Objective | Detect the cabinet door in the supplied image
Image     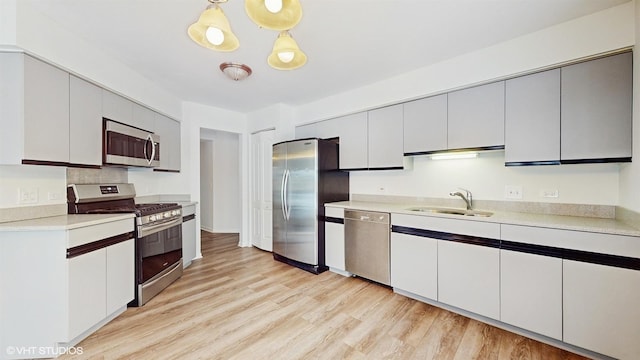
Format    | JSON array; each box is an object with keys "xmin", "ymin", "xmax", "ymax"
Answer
[
  {"xmin": 438, "ymin": 241, "xmax": 500, "ymax": 319},
  {"xmin": 102, "ymin": 90, "xmax": 133, "ymax": 124},
  {"xmin": 447, "ymin": 81, "xmax": 505, "ymax": 150},
  {"xmin": 325, "ymin": 222, "xmax": 345, "ymax": 271},
  {"xmin": 182, "ymin": 218, "xmax": 197, "ymax": 267},
  {"xmin": 106, "ymin": 239, "xmax": 135, "ymax": 315},
  {"xmin": 403, "ymin": 94, "xmax": 447, "ymax": 154},
  {"xmin": 505, "ymin": 69, "xmax": 560, "ymax": 165},
  {"xmin": 132, "ymin": 103, "xmax": 155, "ymax": 131},
  {"xmin": 390, "ymin": 232, "xmax": 437, "ymax": 300},
  {"xmin": 337, "ymin": 112, "xmax": 368, "ymax": 170},
  {"xmin": 563, "ymin": 260, "xmax": 640, "ymax": 360},
  {"xmin": 69, "ymin": 76, "xmax": 102, "ymax": 166},
  {"xmin": 500, "ymin": 250, "xmax": 562, "ymax": 340},
  {"xmin": 68, "ymin": 249, "xmax": 107, "ymax": 341},
  {"xmin": 155, "ymin": 113, "xmax": 181, "ymax": 171},
  {"xmin": 561, "ymin": 52, "xmax": 632, "ymax": 162},
  {"xmin": 368, "ymin": 104, "xmax": 404, "ymax": 169},
  {"xmin": 23, "ymin": 55, "xmax": 70, "ymax": 163}
]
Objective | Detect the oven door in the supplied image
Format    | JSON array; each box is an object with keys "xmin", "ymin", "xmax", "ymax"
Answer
[{"xmin": 137, "ymin": 217, "xmax": 182, "ymax": 284}]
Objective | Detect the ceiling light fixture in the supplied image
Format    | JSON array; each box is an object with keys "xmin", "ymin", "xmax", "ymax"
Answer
[
  {"xmin": 268, "ymin": 31, "xmax": 307, "ymax": 70},
  {"xmin": 245, "ymin": 0, "xmax": 302, "ymax": 30},
  {"xmin": 187, "ymin": 0, "xmax": 239, "ymax": 52},
  {"xmin": 430, "ymin": 152, "xmax": 479, "ymax": 160},
  {"xmin": 220, "ymin": 62, "xmax": 252, "ymax": 81}
]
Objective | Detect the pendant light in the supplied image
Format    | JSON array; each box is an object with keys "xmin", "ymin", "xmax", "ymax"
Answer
[
  {"xmin": 268, "ymin": 31, "xmax": 307, "ymax": 70},
  {"xmin": 188, "ymin": 0, "xmax": 239, "ymax": 52},
  {"xmin": 245, "ymin": 0, "xmax": 302, "ymax": 30}
]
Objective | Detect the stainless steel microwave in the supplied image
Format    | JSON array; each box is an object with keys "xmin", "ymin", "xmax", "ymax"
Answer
[{"xmin": 103, "ymin": 118, "xmax": 160, "ymax": 167}]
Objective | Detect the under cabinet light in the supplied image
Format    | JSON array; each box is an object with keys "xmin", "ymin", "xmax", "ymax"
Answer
[{"xmin": 430, "ymin": 152, "xmax": 478, "ymax": 160}]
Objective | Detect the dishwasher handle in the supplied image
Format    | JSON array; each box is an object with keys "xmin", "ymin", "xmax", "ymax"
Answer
[{"xmin": 344, "ymin": 210, "xmax": 390, "ymax": 224}]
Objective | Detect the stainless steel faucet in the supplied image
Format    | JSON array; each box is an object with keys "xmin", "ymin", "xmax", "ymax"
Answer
[{"xmin": 450, "ymin": 188, "xmax": 473, "ymax": 210}]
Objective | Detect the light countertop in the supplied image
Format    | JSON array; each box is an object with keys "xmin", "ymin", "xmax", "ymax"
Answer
[
  {"xmin": 326, "ymin": 201, "xmax": 640, "ymax": 237},
  {"xmin": 0, "ymin": 213, "xmax": 135, "ymax": 232}
]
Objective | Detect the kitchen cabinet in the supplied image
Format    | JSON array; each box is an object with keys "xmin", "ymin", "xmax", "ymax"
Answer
[
  {"xmin": 335, "ymin": 112, "xmax": 368, "ymax": 170},
  {"xmin": 561, "ymin": 52, "xmax": 632, "ymax": 163},
  {"xmin": 132, "ymin": 103, "xmax": 155, "ymax": 131},
  {"xmin": 182, "ymin": 203, "xmax": 197, "ymax": 267},
  {"xmin": 447, "ymin": 81, "xmax": 505, "ymax": 150},
  {"xmin": 69, "ymin": 75, "xmax": 103, "ymax": 166},
  {"xmin": 0, "ymin": 216, "xmax": 135, "ymax": 357},
  {"xmin": 324, "ymin": 206, "xmax": 346, "ymax": 273},
  {"xmin": 154, "ymin": 113, "xmax": 181, "ymax": 172},
  {"xmin": 500, "ymin": 250, "xmax": 562, "ymax": 340},
  {"xmin": 390, "ymin": 232, "xmax": 438, "ymax": 301},
  {"xmin": 102, "ymin": 89, "xmax": 133, "ymax": 125},
  {"xmin": 439, "ymin": 240, "xmax": 500, "ymax": 320},
  {"xmin": 563, "ymin": 260, "xmax": 640, "ymax": 360},
  {"xmin": 403, "ymin": 94, "xmax": 448, "ymax": 155},
  {"xmin": 0, "ymin": 53, "xmax": 70, "ymax": 165},
  {"xmin": 367, "ymin": 104, "xmax": 404, "ymax": 169},
  {"xmin": 504, "ymin": 69, "xmax": 560, "ymax": 165}
]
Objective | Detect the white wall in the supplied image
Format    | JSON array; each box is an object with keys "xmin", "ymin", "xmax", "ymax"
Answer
[
  {"xmin": 200, "ymin": 140, "xmax": 214, "ymax": 232},
  {"xmin": 618, "ymin": 0, "xmax": 640, "ymax": 212},
  {"xmin": 0, "ymin": 165, "xmax": 66, "ymax": 209},
  {"xmin": 291, "ymin": 2, "xmax": 634, "ymax": 206}
]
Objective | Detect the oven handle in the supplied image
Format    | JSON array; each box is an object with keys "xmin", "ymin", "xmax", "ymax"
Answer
[{"xmin": 138, "ymin": 217, "xmax": 182, "ymax": 238}]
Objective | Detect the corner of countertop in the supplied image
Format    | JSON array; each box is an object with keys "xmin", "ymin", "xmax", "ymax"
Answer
[{"xmin": 616, "ymin": 206, "xmax": 640, "ymax": 231}]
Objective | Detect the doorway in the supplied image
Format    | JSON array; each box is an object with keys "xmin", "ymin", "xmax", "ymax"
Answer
[{"xmin": 250, "ymin": 129, "xmax": 275, "ymax": 251}]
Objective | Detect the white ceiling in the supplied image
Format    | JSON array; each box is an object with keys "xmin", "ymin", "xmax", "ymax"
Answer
[{"xmin": 27, "ymin": 0, "xmax": 629, "ymax": 113}]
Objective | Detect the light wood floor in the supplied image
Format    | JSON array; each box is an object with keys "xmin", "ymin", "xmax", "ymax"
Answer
[{"xmin": 63, "ymin": 232, "xmax": 587, "ymax": 360}]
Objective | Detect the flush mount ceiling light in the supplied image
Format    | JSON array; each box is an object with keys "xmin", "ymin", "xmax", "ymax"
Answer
[
  {"xmin": 245, "ymin": 0, "xmax": 302, "ymax": 30},
  {"xmin": 187, "ymin": 0, "xmax": 239, "ymax": 52},
  {"xmin": 268, "ymin": 31, "xmax": 307, "ymax": 70},
  {"xmin": 220, "ymin": 62, "xmax": 252, "ymax": 81}
]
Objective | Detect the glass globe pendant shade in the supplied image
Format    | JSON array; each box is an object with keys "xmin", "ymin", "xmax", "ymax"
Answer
[
  {"xmin": 220, "ymin": 62, "xmax": 252, "ymax": 81},
  {"xmin": 245, "ymin": 0, "xmax": 302, "ymax": 30},
  {"xmin": 268, "ymin": 31, "xmax": 307, "ymax": 70},
  {"xmin": 187, "ymin": 5, "xmax": 239, "ymax": 52}
]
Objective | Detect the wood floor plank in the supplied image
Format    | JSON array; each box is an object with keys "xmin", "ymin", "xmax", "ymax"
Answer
[{"xmin": 60, "ymin": 231, "xmax": 588, "ymax": 360}]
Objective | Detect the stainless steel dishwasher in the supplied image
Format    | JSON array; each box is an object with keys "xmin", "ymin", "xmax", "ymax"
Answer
[{"xmin": 344, "ymin": 209, "xmax": 391, "ymax": 285}]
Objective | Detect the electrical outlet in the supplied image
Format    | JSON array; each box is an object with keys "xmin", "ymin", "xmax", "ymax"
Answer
[
  {"xmin": 18, "ymin": 188, "xmax": 38, "ymax": 204},
  {"xmin": 540, "ymin": 189, "xmax": 559, "ymax": 198},
  {"xmin": 504, "ymin": 185, "xmax": 523, "ymax": 199},
  {"xmin": 48, "ymin": 192, "xmax": 62, "ymax": 201},
  {"xmin": 377, "ymin": 187, "xmax": 386, "ymax": 194}
]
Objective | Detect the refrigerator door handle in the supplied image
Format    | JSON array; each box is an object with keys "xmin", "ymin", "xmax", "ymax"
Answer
[
  {"xmin": 280, "ymin": 169, "xmax": 287, "ymax": 220},
  {"xmin": 283, "ymin": 169, "xmax": 291, "ymax": 220}
]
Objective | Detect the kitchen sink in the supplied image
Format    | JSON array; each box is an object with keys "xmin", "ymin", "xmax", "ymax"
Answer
[{"xmin": 405, "ymin": 206, "xmax": 493, "ymax": 217}]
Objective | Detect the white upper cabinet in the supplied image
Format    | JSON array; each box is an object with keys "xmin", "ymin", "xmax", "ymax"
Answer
[
  {"xmin": 334, "ymin": 112, "xmax": 368, "ymax": 170},
  {"xmin": 561, "ymin": 52, "xmax": 632, "ymax": 163},
  {"xmin": 69, "ymin": 75, "xmax": 103, "ymax": 166},
  {"xmin": 132, "ymin": 103, "xmax": 156, "ymax": 132},
  {"xmin": 0, "ymin": 53, "xmax": 70, "ymax": 165},
  {"xmin": 368, "ymin": 104, "xmax": 404, "ymax": 169},
  {"xmin": 504, "ymin": 69, "xmax": 560, "ymax": 165},
  {"xmin": 154, "ymin": 113, "xmax": 181, "ymax": 172},
  {"xmin": 448, "ymin": 81, "xmax": 505, "ymax": 150},
  {"xmin": 102, "ymin": 89, "xmax": 133, "ymax": 125},
  {"xmin": 403, "ymin": 94, "xmax": 447, "ymax": 155}
]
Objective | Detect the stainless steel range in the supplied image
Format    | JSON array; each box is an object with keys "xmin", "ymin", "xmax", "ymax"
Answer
[{"xmin": 67, "ymin": 183, "xmax": 183, "ymax": 306}]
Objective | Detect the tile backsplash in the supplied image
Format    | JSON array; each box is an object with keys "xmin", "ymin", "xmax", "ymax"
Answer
[{"xmin": 67, "ymin": 167, "xmax": 127, "ymax": 185}]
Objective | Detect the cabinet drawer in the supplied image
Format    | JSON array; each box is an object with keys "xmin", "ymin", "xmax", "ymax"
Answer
[
  {"xmin": 68, "ymin": 218, "xmax": 134, "ymax": 248},
  {"xmin": 392, "ymin": 213, "xmax": 500, "ymax": 239},
  {"xmin": 501, "ymin": 224, "xmax": 640, "ymax": 258},
  {"xmin": 325, "ymin": 206, "xmax": 344, "ymax": 219}
]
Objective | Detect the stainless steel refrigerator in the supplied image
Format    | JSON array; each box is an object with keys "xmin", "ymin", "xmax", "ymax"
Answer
[{"xmin": 272, "ymin": 138, "xmax": 349, "ymax": 274}]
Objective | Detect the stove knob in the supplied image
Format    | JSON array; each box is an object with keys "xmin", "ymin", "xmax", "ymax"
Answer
[
  {"xmin": 149, "ymin": 215, "xmax": 156, "ymax": 222},
  {"xmin": 164, "ymin": 212, "xmax": 171, "ymax": 218},
  {"xmin": 172, "ymin": 210, "xmax": 179, "ymax": 216}
]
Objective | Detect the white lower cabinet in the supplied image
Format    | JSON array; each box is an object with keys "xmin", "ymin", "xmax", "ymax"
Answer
[
  {"xmin": 563, "ymin": 260, "xmax": 640, "ymax": 360},
  {"xmin": 68, "ymin": 249, "xmax": 107, "ymax": 341},
  {"xmin": 438, "ymin": 241, "xmax": 500, "ymax": 320},
  {"xmin": 324, "ymin": 207, "xmax": 346, "ymax": 272},
  {"xmin": 106, "ymin": 239, "xmax": 135, "ymax": 315},
  {"xmin": 500, "ymin": 250, "xmax": 562, "ymax": 340},
  {"xmin": 390, "ymin": 232, "xmax": 437, "ymax": 300}
]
